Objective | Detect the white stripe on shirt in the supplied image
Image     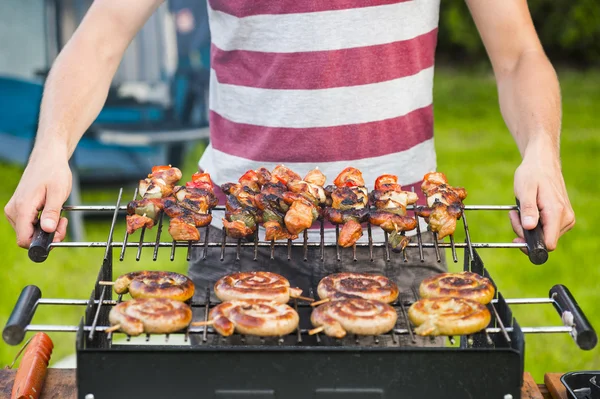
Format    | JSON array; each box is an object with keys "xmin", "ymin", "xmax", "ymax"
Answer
[
  {"xmin": 209, "ymin": 66, "xmax": 434, "ymax": 129},
  {"xmin": 209, "ymin": 0, "xmax": 440, "ymax": 53}
]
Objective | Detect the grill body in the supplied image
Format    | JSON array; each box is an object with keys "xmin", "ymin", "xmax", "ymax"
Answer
[{"xmin": 74, "ymin": 246, "xmax": 527, "ymax": 399}]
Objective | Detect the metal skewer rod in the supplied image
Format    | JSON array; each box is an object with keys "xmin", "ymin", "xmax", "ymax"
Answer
[
  {"xmin": 21, "ymin": 325, "xmax": 574, "ymax": 335},
  {"xmin": 47, "ymin": 241, "xmax": 531, "ymax": 249},
  {"xmin": 59, "ymin": 204, "xmax": 521, "ymax": 212}
]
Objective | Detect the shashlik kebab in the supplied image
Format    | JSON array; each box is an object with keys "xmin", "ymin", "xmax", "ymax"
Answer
[
  {"xmin": 164, "ymin": 172, "xmax": 218, "ymax": 241},
  {"xmin": 323, "ymin": 167, "xmax": 369, "ymax": 247},
  {"xmin": 368, "ymin": 174, "xmax": 418, "ymax": 250},
  {"xmin": 126, "ymin": 165, "xmax": 182, "ymax": 234},
  {"xmin": 222, "ymin": 165, "xmax": 323, "ymax": 241},
  {"xmin": 415, "ymin": 172, "xmax": 467, "ymax": 239}
]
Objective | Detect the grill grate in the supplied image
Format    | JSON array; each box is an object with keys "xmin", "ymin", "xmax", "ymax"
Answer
[{"xmin": 28, "ymin": 187, "xmax": 544, "ymax": 265}]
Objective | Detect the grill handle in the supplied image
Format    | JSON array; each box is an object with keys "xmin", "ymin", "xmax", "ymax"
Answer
[
  {"xmin": 28, "ymin": 221, "xmax": 53, "ymax": 263},
  {"xmin": 3, "ymin": 285, "xmax": 42, "ymax": 346},
  {"xmin": 550, "ymin": 284, "xmax": 597, "ymax": 350},
  {"xmin": 515, "ymin": 198, "xmax": 548, "ymax": 265}
]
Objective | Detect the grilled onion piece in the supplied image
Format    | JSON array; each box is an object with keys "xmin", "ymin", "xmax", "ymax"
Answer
[{"xmin": 408, "ymin": 297, "xmax": 491, "ymax": 336}]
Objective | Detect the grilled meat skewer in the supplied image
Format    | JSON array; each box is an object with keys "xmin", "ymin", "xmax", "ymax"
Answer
[{"xmin": 415, "ymin": 172, "xmax": 467, "ymax": 239}]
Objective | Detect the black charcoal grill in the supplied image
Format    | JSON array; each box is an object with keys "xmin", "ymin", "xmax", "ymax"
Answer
[{"xmin": 3, "ymin": 188, "xmax": 597, "ymax": 399}]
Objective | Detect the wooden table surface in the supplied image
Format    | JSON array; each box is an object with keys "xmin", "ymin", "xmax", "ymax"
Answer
[{"xmin": 0, "ymin": 369, "xmax": 569, "ymax": 399}]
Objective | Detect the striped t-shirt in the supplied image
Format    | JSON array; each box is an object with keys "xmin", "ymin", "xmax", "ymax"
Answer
[{"xmin": 199, "ymin": 0, "xmax": 440, "ymax": 239}]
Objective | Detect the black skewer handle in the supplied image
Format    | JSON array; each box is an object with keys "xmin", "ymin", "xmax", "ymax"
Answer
[
  {"xmin": 2, "ymin": 285, "xmax": 42, "ymax": 346},
  {"xmin": 28, "ymin": 221, "xmax": 54, "ymax": 263},
  {"xmin": 515, "ymin": 198, "xmax": 548, "ymax": 265},
  {"xmin": 550, "ymin": 284, "xmax": 597, "ymax": 350}
]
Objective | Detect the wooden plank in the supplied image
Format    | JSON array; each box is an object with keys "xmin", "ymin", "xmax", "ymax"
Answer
[
  {"xmin": 522, "ymin": 372, "xmax": 545, "ymax": 399},
  {"xmin": 544, "ymin": 373, "xmax": 569, "ymax": 399},
  {"xmin": 0, "ymin": 368, "xmax": 77, "ymax": 399}
]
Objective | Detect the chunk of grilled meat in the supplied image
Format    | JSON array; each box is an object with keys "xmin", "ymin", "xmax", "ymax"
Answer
[
  {"xmin": 222, "ymin": 218, "xmax": 255, "ymax": 239},
  {"xmin": 254, "ymin": 182, "xmax": 297, "ymax": 241},
  {"xmin": 138, "ymin": 165, "xmax": 182, "ymax": 198},
  {"xmin": 222, "ymin": 194, "xmax": 258, "ymax": 239},
  {"xmin": 417, "ymin": 172, "xmax": 467, "ymax": 239},
  {"xmin": 284, "ymin": 199, "xmax": 318, "ymax": 236},
  {"xmin": 368, "ymin": 174, "xmax": 419, "ymax": 249},
  {"xmin": 331, "ymin": 186, "xmax": 368, "ymax": 210},
  {"xmin": 163, "ymin": 198, "xmax": 212, "ymax": 227},
  {"xmin": 126, "ymin": 198, "xmax": 166, "ymax": 234},
  {"xmin": 264, "ymin": 220, "xmax": 298, "ymax": 241},
  {"xmin": 323, "ymin": 208, "xmax": 369, "ymax": 225},
  {"xmin": 304, "ymin": 167, "xmax": 326, "ymax": 186},
  {"xmin": 127, "ymin": 198, "xmax": 165, "ymax": 222},
  {"xmin": 126, "ymin": 214, "xmax": 155, "ymax": 234},
  {"xmin": 368, "ymin": 211, "xmax": 417, "ymax": 250},
  {"xmin": 168, "ymin": 217, "xmax": 200, "ymax": 241},
  {"xmin": 338, "ymin": 219, "xmax": 364, "ymax": 248},
  {"xmin": 333, "ymin": 167, "xmax": 364, "ymax": 188},
  {"xmin": 271, "ymin": 164, "xmax": 301, "ymax": 185},
  {"xmin": 325, "ymin": 167, "xmax": 370, "ymax": 247},
  {"xmin": 416, "ymin": 202, "xmax": 463, "ymax": 240}
]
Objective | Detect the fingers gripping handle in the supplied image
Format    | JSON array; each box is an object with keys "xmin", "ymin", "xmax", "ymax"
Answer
[
  {"xmin": 515, "ymin": 198, "xmax": 548, "ymax": 265},
  {"xmin": 28, "ymin": 221, "xmax": 54, "ymax": 263},
  {"xmin": 550, "ymin": 284, "xmax": 597, "ymax": 350},
  {"xmin": 3, "ymin": 285, "xmax": 42, "ymax": 346}
]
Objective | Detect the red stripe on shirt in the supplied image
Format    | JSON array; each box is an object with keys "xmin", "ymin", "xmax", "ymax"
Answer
[
  {"xmin": 209, "ymin": 105, "xmax": 433, "ymax": 163},
  {"xmin": 209, "ymin": 0, "xmax": 410, "ymax": 18},
  {"xmin": 211, "ymin": 29, "xmax": 437, "ymax": 90}
]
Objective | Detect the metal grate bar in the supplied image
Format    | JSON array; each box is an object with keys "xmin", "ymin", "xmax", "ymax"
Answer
[
  {"xmin": 170, "ymin": 240, "xmax": 176, "ymax": 261},
  {"xmin": 270, "ymin": 239, "xmax": 275, "ymax": 260},
  {"xmin": 432, "ymin": 232, "xmax": 441, "ymax": 262},
  {"xmin": 104, "ymin": 188, "xmax": 123, "ymax": 261},
  {"xmin": 462, "ymin": 210, "xmax": 475, "ymax": 261},
  {"xmin": 449, "ymin": 235, "xmax": 458, "ymax": 262},
  {"xmin": 287, "ymin": 238, "xmax": 292, "ymax": 261},
  {"xmin": 319, "ymin": 219, "xmax": 325, "ymax": 261},
  {"xmin": 136, "ymin": 227, "xmax": 146, "ymax": 261},
  {"xmin": 60, "ymin": 204, "xmax": 521, "ymax": 212},
  {"xmin": 119, "ymin": 188, "xmax": 138, "ymax": 261},
  {"xmin": 186, "ymin": 241, "xmax": 193, "ymax": 261},
  {"xmin": 203, "ymin": 225, "xmax": 210, "ymax": 260},
  {"xmin": 253, "ymin": 232, "xmax": 259, "ymax": 261},
  {"xmin": 202, "ymin": 288, "xmax": 210, "ymax": 342},
  {"xmin": 236, "ymin": 239, "xmax": 241, "ymax": 261},
  {"xmin": 401, "ymin": 232, "xmax": 408, "ymax": 263},
  {"xmin": 220, "ymin": 229, "xmax": 226, "ymax": 261},
  {"xmin": 303, "ymin": 230, "xmax": 308, "ymax": 261},
  {"xmin": 383, "ymin": 232, "xmax": 391, "ymax": 262},
  {"xmin": 153, "ymin": 213, "xmax": 165, "ymax": 261},
  {"xmin": 22, "ymin": 324, "xmax": 574, "ymax": 336},
  {"xmin": 49, "ymin": 241, "xmax": 530, "ymax": 249},
  {"xmin": 367, "ymin": 223, "xmax": 374, "ymax": 261},
  {"xmin": 412, "ymin": 200, "xmax": 425, "ymax": 262},
  {"xmin": 335, "ymin": 225, "xmax": 340, "ymax": 261},
  {"xmin": 88, "ymin": 285, "xmax": 107, "ymax": 341},
  {"xmin": 490, "ymin": 302, "xmax": 511, "ymax": 343}
]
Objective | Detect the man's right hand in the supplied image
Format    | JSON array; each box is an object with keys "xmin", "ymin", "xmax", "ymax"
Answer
[{"xmin": 5, "ymin": 150, "xmax": 72, "ymax": 248}]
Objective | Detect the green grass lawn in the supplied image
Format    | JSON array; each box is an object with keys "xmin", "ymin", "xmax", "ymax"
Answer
[{"xmin": 1, "ymin": 66, "xmax": 598, "ymax": 382}]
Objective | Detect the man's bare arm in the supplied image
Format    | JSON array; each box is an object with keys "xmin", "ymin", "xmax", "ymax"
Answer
[
  {"xmin": 466, "ymin": 0, "xmax": 575, "ymax": 251},
  {"xmin": 36, "ymin": 0, "xmax": 164, "ymax": 156},
  {"xmin": 5, "ymin": 0, "xmax": 164, "ymax": 247}
]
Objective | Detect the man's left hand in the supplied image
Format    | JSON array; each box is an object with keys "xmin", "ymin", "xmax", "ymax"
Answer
[{"xmin": 509, "ymin": 144, "xmax": 575, "ymax": 253}]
